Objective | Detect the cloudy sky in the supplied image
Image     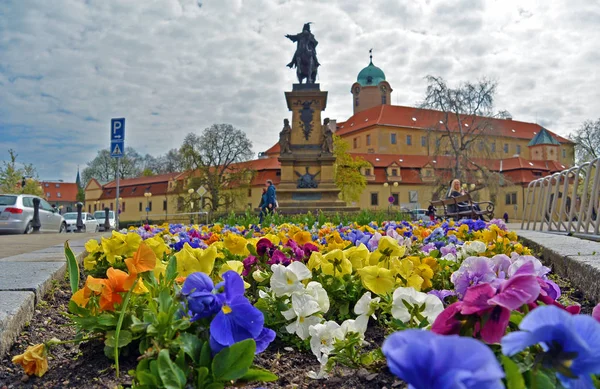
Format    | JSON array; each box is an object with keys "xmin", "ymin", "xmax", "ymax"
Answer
[{"xmin": 1, "ymin": 0, "xmax": 599, "ymax": 181}]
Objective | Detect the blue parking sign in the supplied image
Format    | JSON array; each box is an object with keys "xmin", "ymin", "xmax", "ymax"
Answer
[{"xmin": 110, "ymin": 118, "xmax": 125, "ymax": 158}]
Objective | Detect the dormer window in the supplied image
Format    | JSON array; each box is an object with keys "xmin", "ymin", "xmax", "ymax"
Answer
[
  {"xmin": 366, "ymin": 76, "xmax": 373, "ymax": 84},
  {"xmin": 391, "ymin": 169, "xmax": 398, "ymax": 177}
]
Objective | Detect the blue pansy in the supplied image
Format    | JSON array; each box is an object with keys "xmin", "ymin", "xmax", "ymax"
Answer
[
  {"xmin": 382, "ymin": 329, "xmax": 504, "ymax": 389},
  {"xmin": 502, "ymin": 305, "xmax": 600, "ymax": 389},
  {"xmin": 209, "ymin": 271, "xmax": 275, "ymax": 354},
  {"xmin": 181, "ymin": 272, "xmax": 223, "ymax": 321}
]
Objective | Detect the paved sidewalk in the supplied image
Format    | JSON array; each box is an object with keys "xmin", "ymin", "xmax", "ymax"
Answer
[
  {"xmin": 515, "ymin": 228, "xmax": 600, "ymax": 302},
  {"xmin": 0, "ymin": 232, "xmax": 105, "ymax": 259},
  {"xmin": 0, "ymin": 233, "xmax": 108, "ymax": 356}
]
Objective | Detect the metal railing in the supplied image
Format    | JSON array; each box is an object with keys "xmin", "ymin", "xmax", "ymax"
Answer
[
  {"xmin": 139, "ymin": 211, "xmax": 210, "ymax": 226},
  {"xmin": 521, "ymin": 157, "xmax": 600, "ymax": 240}
]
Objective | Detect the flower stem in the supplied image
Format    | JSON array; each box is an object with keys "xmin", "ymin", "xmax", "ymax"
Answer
[{"xmin": 114, "ymin": 277, "xmax": 139, "ymax": 378}]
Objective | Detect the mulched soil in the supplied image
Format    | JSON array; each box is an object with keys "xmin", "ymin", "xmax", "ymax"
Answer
[{"xmin": 0, "ymin": 266, "xmax": 595, "ymax": 389}]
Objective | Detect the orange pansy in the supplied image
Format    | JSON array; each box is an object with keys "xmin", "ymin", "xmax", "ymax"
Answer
[{"xmin": 124, "ymin": 242, "xmax": 157, "ymax": 275}]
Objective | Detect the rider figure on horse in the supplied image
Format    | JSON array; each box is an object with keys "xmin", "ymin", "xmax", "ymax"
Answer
[{"xmin": 286, "ymin": 23, "xmax": 320, "ymax": 71}]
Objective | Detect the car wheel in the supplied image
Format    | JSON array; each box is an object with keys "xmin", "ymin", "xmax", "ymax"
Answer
[
  {"xmin": 24, "ymin": 222, "xmax": 33, "ymax": 234},
  {"xmin": 81, "ymin": 225, "xmax": 87, "ymax": 233},
  {"xmin": 59, "ymin": 222, "xmax": 67, "ymax": 233}
]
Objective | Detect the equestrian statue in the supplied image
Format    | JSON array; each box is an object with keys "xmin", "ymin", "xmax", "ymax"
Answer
[{"xmin": 286, "ymin": 23, "xmax": 320, "ymax": 84}]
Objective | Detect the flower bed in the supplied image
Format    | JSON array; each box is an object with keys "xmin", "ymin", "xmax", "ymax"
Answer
[{"xmin": 10, "ymin": 218, "xmax": 600, "ymax": 389}]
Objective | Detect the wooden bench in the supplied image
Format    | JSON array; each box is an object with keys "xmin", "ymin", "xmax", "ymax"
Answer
[{"xmin": 430, "ymin": 194, "xmax": 494, "ymax": 221}]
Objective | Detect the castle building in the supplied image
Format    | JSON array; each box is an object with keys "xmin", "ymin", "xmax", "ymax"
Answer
[{"xmin": 249, "ymin": 57, "xmax": 575, "ymax": 220}]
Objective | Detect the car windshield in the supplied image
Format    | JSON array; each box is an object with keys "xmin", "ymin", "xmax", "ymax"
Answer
[
  {"xmin": 94, "ymin": 211, "xmax": 114, "ymax": 219},
  {"xmin": 63, "ymin": 213, "xmax": 78, "ymax": 220},
  {"xmin": 0, "ymin": 195, "xmax": 17, "ymax": 206}
]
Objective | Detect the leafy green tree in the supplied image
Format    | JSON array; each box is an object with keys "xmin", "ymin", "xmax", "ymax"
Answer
[
  {"xmin": 0, "ymin": 149, "xmax": 43, "ymax": 195},
  {"xmin": 333, "ymin": 135, "xmax": 369, "ymax": 203}
]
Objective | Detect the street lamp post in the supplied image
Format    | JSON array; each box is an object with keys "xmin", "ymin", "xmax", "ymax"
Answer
[
  {"xmin": 188, "ymin": 188, "xmax": 195, "ymax": 225},
  {"xmin": 144, "ymin": 192, "xmax": 152, "ymax": 225}
]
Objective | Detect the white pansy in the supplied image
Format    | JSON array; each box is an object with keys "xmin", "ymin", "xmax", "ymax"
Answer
[
  {"xmin": 308, "ymin": 321, "xmax": 344, "ymax": 365},
  {"xmin": 354, "ymin": 291, "xmax": 380, "ymax": 319},
  {"xmin": 270, "ymin": 261, "xmax": 312, "ymax": 297},
  {"xmin": 304, "ymin": 281, "xmax": 330, "ymax": 313},
  {"xmin": 282, "ymin": 293, "xmax": 322, "ymax": 340},
  {"xmin": 340, "ymin": 314, "xmax": 369, "ymax": 338},
  {"xmin": 252, "ymin": 269, "xmax": 268, "ymax": 282},
  {"xmin": 391, "ymin": 286, "xmax": 444, "ymax": 325},
  {"xmin": 507, "ymin": 255, "xmax": 550, "ymax": 278},
  {"xmin": 462, "ymin": 240, "xmax": 487, "ymax": 255}
]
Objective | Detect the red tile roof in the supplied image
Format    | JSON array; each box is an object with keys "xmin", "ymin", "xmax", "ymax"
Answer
[
  {"xmin": 99, "ymin": 182, "xmax": 170, "ymax": 200},
  {"xmin": 103, "ymin": 172, "xmax": 180, "ymax": 188},
  {"xmin": 336, "ymin": 105, "xmax": 572, "ymax": 144},
  {"xmin": 41, "ymin": 182, "xmax": 79, "ymax": 202}
]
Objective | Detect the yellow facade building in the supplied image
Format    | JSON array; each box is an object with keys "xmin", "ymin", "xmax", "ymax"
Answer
[{"xmin": 84, "ymin": 59, "xmax": 576, "ymax": 223}]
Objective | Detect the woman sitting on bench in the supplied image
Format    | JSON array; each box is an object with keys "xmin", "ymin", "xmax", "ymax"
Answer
[{"xmin": 447, "ymin": 179, "xmax": 481, "ymax": 216}]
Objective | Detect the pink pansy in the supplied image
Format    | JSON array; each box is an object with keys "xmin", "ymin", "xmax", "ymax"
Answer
[
  {"xmin": 433, "ymin": 261, "xmax": 540, "ymax": 344},
  {"xmin": 593, "ymin": 303, "xmax": 600, "ymax": 323}
]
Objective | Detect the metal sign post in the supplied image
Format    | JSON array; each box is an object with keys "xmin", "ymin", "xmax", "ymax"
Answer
[{"xmin": 111, "ymin": 118, "xmax": 125, "ymax": 230}]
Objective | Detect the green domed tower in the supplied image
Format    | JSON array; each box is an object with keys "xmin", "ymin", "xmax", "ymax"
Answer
[{"xmin": 351, "ymin": 50, "xmax": 392, "ymax": 114}]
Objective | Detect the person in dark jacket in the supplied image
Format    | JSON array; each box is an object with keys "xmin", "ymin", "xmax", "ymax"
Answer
[
  {"xmin": 258, "ymin": 188, "xmax": 268, "ymax": 224},
  {"xmin": 266, "ymin": 180, "xmax": 277, "ymax": 214}
]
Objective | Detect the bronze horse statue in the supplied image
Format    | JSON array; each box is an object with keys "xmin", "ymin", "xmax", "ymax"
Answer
[{"xmin": 286, "ymin": 23, "xmax": 320, "ymax": 84}]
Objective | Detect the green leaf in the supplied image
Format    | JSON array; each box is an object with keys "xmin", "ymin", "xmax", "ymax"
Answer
[
  {"xmin": 238, "ymin": 368, "xmax": 278, "ymax": 383},
  {"xmin": 136, "ymin": 370, "xmax": 159, "ymax": 386},
  {"xmin": 502, "ymin": 356, "xmax": 525, "ymax": 389},
  {"xmin": 196, "ymin": 367, "xmax": 209, "ymax": 388},
  {"xmin": 205, "ymin": 383, "xmax": 224, "ymax": 389},
  {"xmin": 429, "ymin": 249, "xmax": 440, "ymax": 258},
  {"xmin": 64, "ymin": 241, "xmax": 80, "ymax": 294},
  {"xmin": 179, "ymin": 333, "xmax": 203, "ymax": 363},
  {"xmin": 199, "ymin": 340, "xmax": 211, "ymax": 369},
  {"xmin": 246, "ymin": 243, "xmax": 258, "ymax": 256},
  {"xmin": 212, "ymin": 339, "xmax": 256, "ymax": 381},
  {"xmin": 165, "ymin": 256, "xmax": 178, "ymax": 282},
  {"xmin": 509, "ymin": 311, "xmax": 524, "ymax": 326},
  {"xmin": 105, "ymin": 330, "xmax": 132, "ymax": 348},
  {"xmin": 532, "ymin": 371, "xmax": 557, "ymax": 389},
  {"xmin": 97, "ymin": 314, "xmax": 118, "ymax": 327},
  {"xmin": 157, "ymin": 349, "xmax": 186, "ymax": 389}
]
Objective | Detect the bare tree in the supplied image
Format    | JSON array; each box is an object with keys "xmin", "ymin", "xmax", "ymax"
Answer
[
  {"xmin": 569, "ymin": 118, "xmax": 600, "ymax": 164},
  {"xmin": 420, "ymin": 76, "xmax": 510, "ymax": 202},
  {"xmin": 180, "ymin": 124, "xmax": 255, "ymax": 211},
  {"xmin": 81, "ymin": 147, "xmax": 142, "ymax": 184}
]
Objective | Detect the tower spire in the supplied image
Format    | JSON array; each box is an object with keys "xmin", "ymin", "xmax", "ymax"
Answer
[{"xmin": 369, "ymin": 48, "xmax": 373, "ymax": 64}]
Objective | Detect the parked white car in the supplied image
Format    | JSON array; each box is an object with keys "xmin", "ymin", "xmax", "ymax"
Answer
[
  {"xmin": 409, "ymin": 208, "xmax": 431, "ymax": 222},
  {"xmin": 93, "ymin": 210, "xmax": 116, "ymax": 231},
  {"xmin": 63, "ymin": 212, "xmax": 99, "ymax": 233}
]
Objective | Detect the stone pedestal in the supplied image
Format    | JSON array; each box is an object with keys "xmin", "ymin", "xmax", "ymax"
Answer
[{"xmin": 277, "ymin": 84, "xmax": 358, "ymax": 213}]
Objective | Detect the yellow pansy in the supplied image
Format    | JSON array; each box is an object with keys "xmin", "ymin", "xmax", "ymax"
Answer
[
  {"xmin": 345, "ymin": 243, "xmax": 369, "ymax": 270},
  {"xmin": 307, "ymin": 251, "xmax": 323, "ymax": 271},
  {"xmin": 369, "ymin": 236, "xmax": 406, "ymax": 266},
  {"xmin": 292, "ymin": 230, "xmax": 312, "ymax": 246},
  {"xmin": 85, "ymin": 239, "xmax": 100, "ymax": 254},
  {"xmin": 321, "ymin": 249, "xmax": 352, "ymax": 277},
  {"xmin": 357, "ymin": 266, "xmax": 395, "ymax": 296},
  {"xmin": 391, "ymin": 258, "xmax": 424, "ymax": 291},
  {"xmin": 153, "ymin": 260, "xmax": 167, "ymax": 280},
  {"xmin": 223, "ymin": 233, "xmax": 249, "ymax": 256},
  {"xmin": 174, "ymin": 243, "xmax": 217, "ymax": 277},
  {"xmin": 144, "ymin": 235, "xmax": 171, "ymax": 259},
  {"xmin": 263, "ymin": 233, "xmax": 281, "ymax": 245},
  {"xmin": 219, "ymin": 260, "xmax": 244, "ymax": 276}
]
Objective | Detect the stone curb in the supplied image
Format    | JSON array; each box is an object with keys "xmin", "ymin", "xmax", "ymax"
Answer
[
  {"xmin": 516, "ymin": 230, "xmax": 600, "ymax": 302},
  {"xmin": 0, "ymin": 242, "xmax": 88, "ymax": 358}
]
